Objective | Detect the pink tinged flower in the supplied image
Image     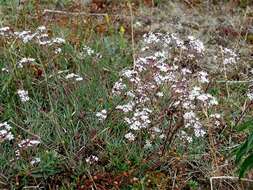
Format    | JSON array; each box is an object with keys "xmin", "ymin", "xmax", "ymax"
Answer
[
  {"xmin": 197, "ymin": 94, "xmax": 209, "ymax": 102},
  {"xmin": 112, "ymin": 78, "xmax": 127, "ymax": 95},
  {"xmin": 198, "ymin": 71, "xmax": 209, "ymax": 83},
  {"xmin": 188, "ymin": 36, "xmax": 205, "ymax": 54}
]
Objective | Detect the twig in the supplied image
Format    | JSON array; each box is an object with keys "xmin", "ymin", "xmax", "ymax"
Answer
[
  {"xmin": 10, "ymin": 121, "xmax": 41, "ymax": 139},
  {"xmin": 216, "ymin": 80, "xmax": 253, "ymax": 84},
  {"xmin": 43, "ymin": 9, "xmax": 108, "ymax": 17},
  {"xmin": 127, "ymin": 2, "xmax": 136, "ymax": 69},
  {"xmin": 172, "ymin": 169, "xmax": 177, "ymax": 190},
  {"xmin": 234, "ymin": 101, "xmax": 253, "ymax": 128},
  {"xmin": 210, "ymin": 176, "xmax": 253, "ymax": 190},
  {"xmin": 203, "ymin": 107, "xmax": 219, "ymax": 175},
  {"xmin": 220, "ymin": 46, "xmax": 230, "ymax": 98}
]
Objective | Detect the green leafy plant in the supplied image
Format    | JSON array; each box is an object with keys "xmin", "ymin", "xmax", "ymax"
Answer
[{"xmin": 234, "ymin": 118, "xmax": 253, "ymax": 177}]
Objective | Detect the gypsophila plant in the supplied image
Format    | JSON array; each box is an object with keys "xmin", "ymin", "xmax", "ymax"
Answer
[{"xmin": 109, "ymin": 32, "xmax": 224, "ymax": 149}]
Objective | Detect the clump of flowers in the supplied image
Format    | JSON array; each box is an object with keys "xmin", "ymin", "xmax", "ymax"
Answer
[
  {"xmin": 0, "ymin": 25, "xmax": 65, "ymax": 58},
  {"xmin": 110, "ymin": 32, "xmax": 226, "ymax": 145}
]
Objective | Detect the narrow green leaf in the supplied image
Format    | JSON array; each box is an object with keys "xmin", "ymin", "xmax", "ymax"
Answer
[
  {"xmin": 239, "ymin": 153, "xmax": 253, "ymax": 178},
  {"xmin": 237, "ymin": 119, "xmax": 253, "ymax": 132},
  {"xmin": 235, "ymin": 141, "xmax": 249, "ymax": 164}
]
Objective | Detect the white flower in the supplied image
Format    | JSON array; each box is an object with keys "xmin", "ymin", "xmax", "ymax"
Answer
[
  {"xmin": 0, "ymin": 26, "xmax": 10, "ymax": 32},
  {"xmin": 112, "ymin": 78, "xmax": 126, "ymax": 95},
  {"xmin": 52, "ymin": 37, "xmax": 65, "ymax": 44},
  {"xmin": 65, "ymin": 73, "xmax": 83, "ymax": 81},
  {"xmin": 188, "ymin": 36, "xmax": 205, "ymax": 54},
  {"xmin": 126, "ymin": 91, "xmax": 135, "ymax": 98},
  {"xmin": 18, "ymin": 139, "xmax": 40, "ymax": 148},
  {"xmin": 125, "ymin": 132, "xmax": 135, "ymax": 141},
  {"xmin": 75, "ymin": 77, "xmax": 83, "ymax": 81},
  {"xmin": 17, "ymin": 57, "xmax": 35, "ymax": 68},
  {"xmin": 183, "ymin": 111, "xmax": 196, "ymax": 120},
  {"xmin": 96, "ymin": 109, "xmax": 107, "ymax": 121},
  {"xmin": 156, "ymin": 92, "xmax": 164, "ymax": 97},
  {"xmin": 55, "ymin": 48, "xmax": 62, "ymax": 54},
  {"xmin": 1, "ymin": 67, "xmax": 9, "ymax": 72},
  {"xmin": 65, "ymin": 73, "xmax": 77, "ymax": 79},
  {"xmin": 194, "ymin": 127, "xmax": 206, "ymax": 137},
  {"xmin": 17, "ymin": 89, "xmax": 30, "ymax": 102},
  {"xmin": 189, "ymin": 86, "xmax": 201, "ymax": 100},
  {"xmin": 30, "ymin": 157, "xmax": 41, "ymax": 165},
  {"xmin": 85, "ymin": 155, "xmax": 98, "ymax": 164},
  {"xmin": 83, "ymin": 46, "xmax": 95, "ymax": 56},
  {"xmin": 247, "ymin": 92, "xmax": 253, "ymax": 101},
  {"xmin": 197, "ymin": 94, "xmax": 209, "ymax": 102},
  {"xmin": 116, "ymin": 101, "xmax": 135, "ymax": 113},
  {"xmin": 37, "ymin": 26, "xmax": 46, "ymax": 32},
  {"xmin": 14, "ymin": 30, "xmax": 36, "ymax": 43},
  {"xmin": 0, "ymin": 122, "xmax": 14, "ymax": 142},
  {"xmin": 85, "ymin": 155, "xmax": 99, "ymax": 164},
  {"xmin": 198, "ymin": 71, "xmax": 209, "ymax": 83},
  {"xmin": 210, "ymin": 113, "xmax": 221, "ymax": 119},
  {"xmin": 144, "ymin": 140, "xmax": 152, "ymax": 149}
]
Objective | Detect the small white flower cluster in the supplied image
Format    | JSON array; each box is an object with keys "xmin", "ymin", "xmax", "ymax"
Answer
[
  {"xmin": 1, "ymin": 67, "xmax": 9, "ymax": 73},
  {"xmin": 17, "ymin": 89, "xmax": 30, "ymax": 102},
  {"xmin": 17, "ymin": 57, "xmax": 35, "ymax": 68},
  {"xmin": 13, "ymin": 139, "xmax": 40, "ymax": 160},
  {"xmin": 18, "ymin": 139, "xmax": 40, "ymax": 148},
  {"xmin": 0, "ymin": 25, "xmax": 65, "ymax": 53},
  {"xmin": 79, "ymin": 45, "xmax": 101, "ymax": 59},
  {"xmin": 0, "ymin": 122, "xmax": 14, "ymax": 142},
  {"xmin": 0, "ymin": 26, "xmax": 11, "ymax": 37},
  {"xmin": 124, "ymin": 108, "xmax": 152, "ymax": 131},
  {"xmin": 124, "ymin": 132, "xmax": 136, "ymax": 141},
  {"xmin": 183, "ymin": 111, "xmax": 205, "ymax": 137},
  {"xmin": 111, "ymin": 32, "xmax": 222, "ymax": 144},
  {"xmin": 221, "ymin": 47, "xmax": 238, "ymax": 65},
  {"xmin": 210, "ymin": 113, "xmax": 222, "ymax": 127},
  {"xmin": 65, "ymin": 73, "xmax": 83, "ymax": 81},
  {"xmin": 198, "ymin": 71, "xmax": 209, "ymax": 83},
  {"xmin": 96, "ymin": 109, "xmax": 107, "ymax": 121},
  {"xmin": 112, "ymin": 78, "xmax": 127, "ymax": 95},
  {"xmin": 187, "ymin": 36, "xmax": 205, "ymax": 54},
  {"xmin": 85, "ymin": 155, "xmax": 99, "ymax": 164}
]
